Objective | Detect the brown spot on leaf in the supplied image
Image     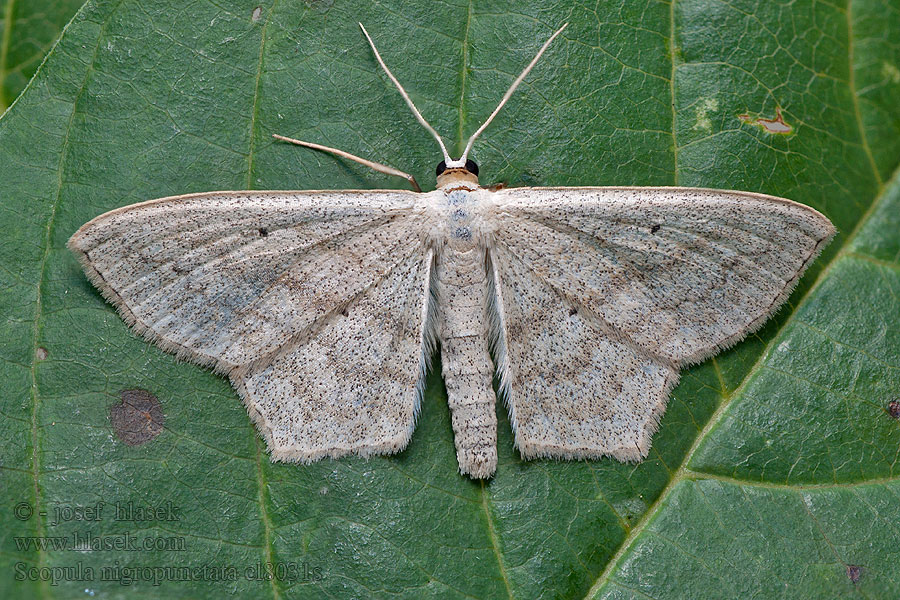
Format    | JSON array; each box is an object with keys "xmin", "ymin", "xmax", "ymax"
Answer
[
  {"xmin": 847, "ymin": 565, "xmax": 862, "ymax": 583},
  {"xmin": 738, "ymin": 107, "xmax": 792, "ymax": 134},
  {"xmin": 251, "ymin": 6, "xmax": 262, "ymax": 21},
  {"xmin": 35, "ymin": 347, "xmax": 48, "ymax": 360},
  {"xmin": 887, "ymin": 400, "xmax": 900, "ymax": 419},
  {"xmin": 109, "ymin": 389, "xmax": 164, "ymax": 446}
]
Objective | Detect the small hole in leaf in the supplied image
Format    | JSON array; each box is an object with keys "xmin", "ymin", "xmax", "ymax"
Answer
[
  {"xmin": 36, "ymin": 347, "xmax": 48, "ymax": 360},
  {"xmin": 650, "ymin": 224, "xmax": 661, "ymax": 233},
  {"xmin": 846, "ymin": 565, "xmax": 862, "ymax": 584},
  {"xmin": 258, "ymin": 227, "xmax": 268, "ymax": 237}
]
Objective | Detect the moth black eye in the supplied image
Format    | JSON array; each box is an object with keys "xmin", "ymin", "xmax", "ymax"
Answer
[{"xmin": 436, "ymin": 159, "xmax": 479, "ymax": 176}]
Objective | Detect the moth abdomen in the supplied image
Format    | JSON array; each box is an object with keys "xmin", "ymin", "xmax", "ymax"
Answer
[
  {"xmin": 441, "ymin": 335, "xmax": 497, "ymax": 479},
  {"xmin": 436, "ymin": 245, "xmax": 498, "ymax": 478}
]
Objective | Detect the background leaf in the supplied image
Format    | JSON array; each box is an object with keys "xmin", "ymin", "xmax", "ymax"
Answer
[
  {"xmin": 1, "ymin": 0, "xmax": 898, "ymax": 598},
  {"xmin": 0, "ymin": 0, "xmax": 83, "ymax": 113}
]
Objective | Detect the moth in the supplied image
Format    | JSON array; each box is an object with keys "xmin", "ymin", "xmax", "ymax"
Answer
[{"xmin": 69, "ymin": 24, "xmax": 835, "ymax": 478}]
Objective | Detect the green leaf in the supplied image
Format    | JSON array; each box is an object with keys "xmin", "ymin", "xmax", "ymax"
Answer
[
  {"xmin": 0, "ymin": 0, "xmax": 84, "ymax": 112},
  {"xmin": 1, "ymin": 0, "xmax": 898, "ymax": 598}
]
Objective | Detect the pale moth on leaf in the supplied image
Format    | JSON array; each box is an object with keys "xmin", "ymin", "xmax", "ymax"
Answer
[{"xmin": 69, "ymin": 23, "xmax": 835, "ymax": 479}]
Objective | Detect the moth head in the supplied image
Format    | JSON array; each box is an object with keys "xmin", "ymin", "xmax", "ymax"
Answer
[{"xmin": 436, "ymin": 159, "xmax": 479, "ymax": 187}]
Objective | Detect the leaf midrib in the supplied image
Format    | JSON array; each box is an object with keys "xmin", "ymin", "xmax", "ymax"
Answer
[
  {"xmin": 455, "ymin": 0, "xmax": 472, "ymax": 158},
  {"xmin": 246, "ymin": 3, "xmax": 282, "ymax": 599},
  {"xmin": 846, "ymin": 0, "xmax": 883, "ymax": 187}
]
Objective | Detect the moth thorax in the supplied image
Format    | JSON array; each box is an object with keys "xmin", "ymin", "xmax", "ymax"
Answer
[{"xmin": 436, "ymin": 168, "xmax": 479, "ymax": 189}]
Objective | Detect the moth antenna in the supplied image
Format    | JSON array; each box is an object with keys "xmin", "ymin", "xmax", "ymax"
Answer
[
  {"xmin": 359, "ymin": 23, "xmax": 453, "ymax": 166},
  {"xmin": 271, "ymin": 134, "xmax": 421, "ymax": 192},
  {"xmin": 460, "ymin": 23, "xmax": 568, "ymax": 163}
]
